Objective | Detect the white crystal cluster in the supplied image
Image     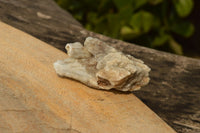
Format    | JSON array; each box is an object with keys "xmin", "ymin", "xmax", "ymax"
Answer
[{"xmin": 54, "ymin": 37, "xmax": 150, "ymax": 91}]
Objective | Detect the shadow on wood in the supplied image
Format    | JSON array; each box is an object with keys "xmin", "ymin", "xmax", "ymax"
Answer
[{"xmin": 0, "ymin": 0, "xmax": 199, "ymax": 132}]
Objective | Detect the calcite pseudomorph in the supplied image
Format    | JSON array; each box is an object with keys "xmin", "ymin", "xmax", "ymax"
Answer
[{"xmin": 54, "ymin": 37, "xmax": 151, "ymax": 91}]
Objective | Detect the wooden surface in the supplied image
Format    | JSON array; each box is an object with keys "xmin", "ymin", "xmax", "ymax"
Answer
[
  {"xmin": 0, "ymin": 22, "xmax": 176, "ymax": 132},
  {"xmin": 0, "ymin": 0, "xmax": 199, "ymax": 132}
]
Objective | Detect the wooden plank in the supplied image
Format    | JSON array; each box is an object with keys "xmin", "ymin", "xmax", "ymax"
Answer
[
  {"xmin": 0, "ymin": 22, "xmax": 176, "ymax": 133},
  {"xmin": 0, "ymin": 1, "xmax": 200, "ymax": 132}
]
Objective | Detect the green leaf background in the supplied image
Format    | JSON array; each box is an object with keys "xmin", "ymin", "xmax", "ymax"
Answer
[{"xmin": 55, "ymin": 0, "xmax": 195, "ymax": 55}]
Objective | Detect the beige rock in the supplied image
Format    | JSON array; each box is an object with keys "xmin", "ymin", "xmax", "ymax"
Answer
[{"xmin": 54, "ymin": 37, "xmax": 151, "ymax": 91}]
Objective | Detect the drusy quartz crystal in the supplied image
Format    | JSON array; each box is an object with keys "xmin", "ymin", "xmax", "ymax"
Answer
[{"xmin": 54, "ymin": 37, "xmax": 150, "ymax": 91}]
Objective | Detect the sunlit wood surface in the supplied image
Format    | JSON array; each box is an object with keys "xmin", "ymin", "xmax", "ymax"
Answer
[{"xmin": 0, "ymin": 22, "xmax": 176, "ymax": 133}]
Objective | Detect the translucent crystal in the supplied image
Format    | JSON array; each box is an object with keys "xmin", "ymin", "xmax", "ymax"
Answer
[{"xmin": 54, "ymin": 37, "xmax": 151, "ymax": 91}]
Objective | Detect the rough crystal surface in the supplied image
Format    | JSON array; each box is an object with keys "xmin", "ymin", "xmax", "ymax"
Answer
[{"xmin": 54, "ymin": 37, "xmax": 151, "ymax": 91}]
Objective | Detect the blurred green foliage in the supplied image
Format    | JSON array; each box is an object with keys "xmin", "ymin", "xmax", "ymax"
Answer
[{"xmin": 55, "ymin": 0, "xmax": 194, "ymax": 55}]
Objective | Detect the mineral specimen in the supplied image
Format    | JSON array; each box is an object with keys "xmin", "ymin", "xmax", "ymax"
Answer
[{"xmin": 54, "ymin": 37, "xmax": 151, "ymax": 91}]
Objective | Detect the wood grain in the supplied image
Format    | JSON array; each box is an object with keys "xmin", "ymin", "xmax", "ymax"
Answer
[
  {"xmin": 0, "ymin": 22, "xmax": 176, "ymax": 133},
  {"xmin": 0, "ymin": 1, "xmax": 199, "ymax": 132}
]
